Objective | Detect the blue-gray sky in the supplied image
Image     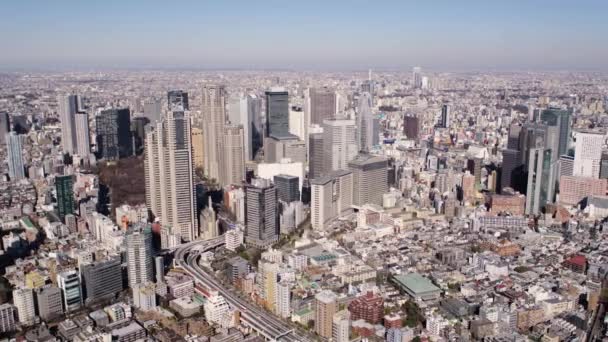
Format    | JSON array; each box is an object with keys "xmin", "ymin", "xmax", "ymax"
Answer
[{"xmin": 1, "ymin": 0, "xmax": 607, "ymax": 70}]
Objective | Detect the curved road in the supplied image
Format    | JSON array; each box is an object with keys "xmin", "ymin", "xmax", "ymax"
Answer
[{"xmin": 174, "ymin": 238, "xmax": 314, "ymax": 342}]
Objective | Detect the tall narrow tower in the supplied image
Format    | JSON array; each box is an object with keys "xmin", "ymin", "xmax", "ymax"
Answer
[
  {"xmin": 58, "ymin": 94, "xmax": 79, "ymax": 155},
  {"xmin": 144, "ymin": 111, "xmax": 197, "ymax": 241},
  {"xmin": 201, "ymin": 85, "xmax": 227, "ymax": 182},
  {"xmin": 5, "ymin": 132, "xmax": 24, "ymax": 180},
  {"xmin": 222, "ymin": 124, "xmax": 245, "ymax": 186}
]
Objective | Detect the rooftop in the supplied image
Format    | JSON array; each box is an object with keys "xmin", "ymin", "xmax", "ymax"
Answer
[{"xmin": 393, "ymin": 273, "xmax": 441, "ymax": 294}]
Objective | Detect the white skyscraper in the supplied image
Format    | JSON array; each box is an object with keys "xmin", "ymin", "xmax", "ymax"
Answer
[
  {"xmin": 412, "ymin": 66, "xmax": 423, "ymax": 89},
  {"xmin": 12, "ymin": 289, "xmax": 35, "ymax": 326},
  {"xmin": 5, "ymin": 132, "xmax": 24, "ymax": 180},
  {"xmin": 573, "ymin": 131, "xmax": 604, "ymax": 178},
  {"xmin": 357, "ymin": 92, "xmax": 374, "ymax": 153},
  {"xmin": 221, "ymin": 124, "xmax": 245, "ymax": 186},
  {"xmin": 58, "ymin": 94, "xmax": 79, "ymax": 154},
  {"xmin": 202, "ymin": 85, "xmax": 227, "ymax": 182},
  {"xmin": 74, "ymin": 111, "xmax": 91, "ymax": 157},
  {"xmin": 125, "ymin": 224, "xmax": 154, "ymax": 287},
  {"xmin": 144, "ymin": 111, "xmax": 197, "ymax": 241},
  {"xmin": 322, "ymin": 119, "xmax": 358, "ymax": 173}
]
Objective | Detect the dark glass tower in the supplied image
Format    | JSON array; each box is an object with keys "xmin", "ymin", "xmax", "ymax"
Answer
[
  {"xmin": 265, "ymin": 90, "xmax": 289, "ymax": 137},
  {"xmin": 167, "ymin": 90, "xmax": 189, "ymax": 111},
  {"xmin": 56, "ymin": 175, "xmax": 74, "ymax": 221},
  {"xmin": 95, "ymin": 108, "xmax": 133, "ymax": 160},
  {"xmin": 540, "ymin": 108, "xmax": 572, "ymax": 157}
]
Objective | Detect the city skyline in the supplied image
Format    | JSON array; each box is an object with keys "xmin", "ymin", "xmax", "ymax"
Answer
[{"xmin": 1, "ymin": 0, "xmax": 608, "ymax": 71}]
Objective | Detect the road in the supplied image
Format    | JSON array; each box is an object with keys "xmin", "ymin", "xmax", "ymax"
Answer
[{"xmin": 174, "ymin": 238, "xmax": 315, "ymax": 342}]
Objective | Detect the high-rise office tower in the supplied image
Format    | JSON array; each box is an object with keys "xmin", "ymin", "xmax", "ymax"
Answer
[
  {"xmin": 57, "ymin": 270, "xmax": 83, "ymax": 312},
  {"xmin": 315, "ymin": 290, "xmax": 337, "ymax": 339},
  {"xmin": 507, "ymin": 124, "xmax": 522, "ymax": 150},
  {"xmin": 0, "ymin": 112, "xmax": 10, "ymax": 144},
  {"xmin": 167, "ymin": 90, "xmax": 189, "ymax": 111},
  {"xmin": 357, "ymin": 92, "xmax": 375, "ymax": 152},
  {"xmin": 144, "ymin": 111, "xmax": 197, "ymax": 241},
  {"xmin": 265, "ymin": 89, "xmax": 289, "ymax": 138},
  {"xmin": 35, "ymin": 286, "xmax": 63, "ymax": 321},
  {"xmin": 80, "ymin": 257, "xmax": 123, "ymax": 304},
  {"xmin": 143, "ymin": 98, "xmax": 162, "ymax": 123},
  {"xmin": 131, "ymin": 117, "xmax": 150, "ymax": 156},
  {"xmin": 125, "ymin": 223, "xmax": 154, "ymax": 287},
  {"xmin": 322, "ymin": 119, "xmax": 358, "ymax": 173},
  {"xmin": 5, "ymin": 132, "xmax": 24, "ymax": 180},
  {"xmin": 221, "ymin": 125, "xmax": 245, "ymax": 186},
  {"xmin": 244, "ymin": 178, "xmax": 279, "ymax": 248},
  {"xmin": 308, "ymin": 128, "xmax": 325, "ymax": 179},
  {"xmin": 191, "ymin": 127, "xmax": 204, "ymax": 170},
  {"xmin": 467, "ymin": 157, "xmax": 483, "ymax": 186},
  {"xmin": 55, "ymin": 175, "xmax": 74, "ymax": 222},
  {"xmin": 540, "ymin": 108, "xmax": 572, "ymax": 157},
  {"xmin": 58, "ymin": 94, "xmax": 80, "ymax": 154},
  {"xmin": 403, "ymin": 114, "xmax": 420, "ymax": 140},
  {"xmin": 412, "ymin": 67, "xmax": 422, "ymax": 89},
  {"xmin": 274, "ymin": 174, "xmax": 300, "ymax": 203},
  {"xmin": 247, "ymin": 94, "xmax": 264, "ymax": 160},
  {"xmin": 500, "ymin": 149, "xmax": 520, "ymax": 192},
  {"xmin": 95, "ymin": 108, "xmax": 133, "ymax": 160},
  {"xmin": 74, "ymin": 112, "xmax": 90, "ymax": 156},
  {"xmin": 202, "ymin": 85, "xmax": 227, "ymax": 181},
  {"xmin": 573, "ymin": 131, "xmax": 604, "ymax": 178},
  {"xmin": 348, "ymin": 154, "xmax": 388, "ymax": 206},
  {"xmin": 440, "ymin": 104, "xmax": 451, "ymax": 128},
  {"xmin": 525, "ymin": 139, "xmax": 555, "ymax": 215},
  {"xmin": 12, "ymin": 289, "xmax": 35, "ymax": 326},
  {"xmin": 311, "ymin": 170, "xmax": 353, "ymax": 229},
  {"xmin": 309, "ymin": 87, "xmax": 336, "ymax": 125}
]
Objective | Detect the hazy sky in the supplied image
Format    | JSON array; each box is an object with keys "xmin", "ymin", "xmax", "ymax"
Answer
[{"xmin": 1, "ymin": 0, "xmax": 607, "ymax": 70}]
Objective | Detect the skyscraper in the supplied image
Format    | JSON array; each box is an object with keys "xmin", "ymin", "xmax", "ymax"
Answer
[
  {"xmin": 58, "ymin": 94, "xmax": 80, "ymax": 155},
  {"xmin": 222, "ymin": 124, "xmax": 245, "ymax": 186},
  {"xmin": 131, "ymin": 117, "xmax": 150, "ymax": 156},
  {"xmin": 167, "ymin": 90, "xmax": 189, "ymax": 111},
  {"xmin": 412, "ymin": 67, "xmax": 422, "ymax": 89},
  {"xmin": 315, "ymin": 290, "xmax": 337, "ymax": 339},
  {"xmin": 245, "ymin": 178, "xmax": 279, "ymax": 248},
  {"xmin": 357, "ymin": 92, "xmax": 375, "ymax": 152},
  {"xmin": 191, "ymin": 127, "xmax": 204, "ymax": 170},
  {"xmin": 403, "ymin": 114, "xmax": 420, "ymax": 140},
  {"xmin": 348, "ymin": 154, "xmax": 388, "ymax": 206},
  {"xmin": 0, "ymin": 112, "xmax": 10, "ymax": 144},
  {"xmin": 125, "ymin": 223, "xmax": 154, "ymax": 287},
  {"xmin": 308, "ymin": 128, "xmax": 325, "ymax": 180},
  {"xmin": 55, "ymin": 175, "xmax": 74, "ymax": 222},
  {"xmin": 525, "ymin": 139, "xmax": 555, "ymax": 215},
  {"xmin": 95, "ymin": 108, "xmax": 132, "ymax": 160},
  {"xmin": 540, "ymin": 108, "xmax": 572, "ymax": 157},
  {"xmin": 74, "ymin": 112, "xmax": 91, "ymax": 156},
  {"xmin": 322, "ymin": 119, "xmax": 358, "ymax": 173},
  {"xmin": 247, "ymin": 94, "xmax": 264, "ymax": 160},
  {"xmin": 202, "ymin": 84, "xmax": 227, "ymax": 181},
  {"xmin": 80, "ymin": 257, "xmax": 123, "ymax": 304},
  {"xmin": 573, "ymin": 131, "xmax": 604, "ymax": 178},
  {"xmin": 440, "ymin": 104, "xmax": 451, "ymax": 128},
  {"xmin": 5, "ymin": 132, "xmax": 24, "ymax": 180},
  {"xmin": 144, "ymin": 111, "xmax": 197, "ymax": 241},
  {"xmin": 274, "ymin": 174, "xmax": 300, "ymax": 203},
  {"xmin": 265, "ymin": 89, "xmax": 289, "ymax": 138},
  {"xmin": 309, "ymin": 87, "xmax": 336, "ymax": 125},
  {"xmin": 143, "ymin": 98, "xmax": 162, "ymax": 123},
  {"xmin": 500, "ymin": 149, "xmax": 520, "ymax": 192}
]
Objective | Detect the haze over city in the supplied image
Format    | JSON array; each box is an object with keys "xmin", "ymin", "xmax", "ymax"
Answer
[{"xmin": 1, "ymin": 0, "xmax": 608, "ymax": 70}]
